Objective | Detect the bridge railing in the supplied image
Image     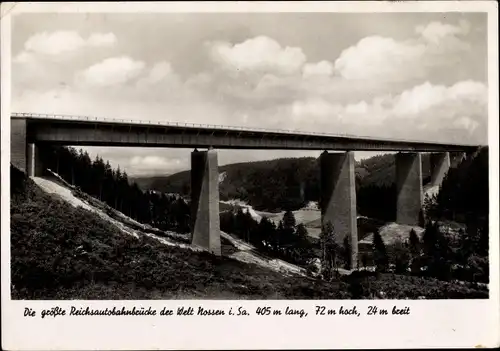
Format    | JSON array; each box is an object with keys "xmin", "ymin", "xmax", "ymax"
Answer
[
  {"xmin": 12, "ymin": 112, "xmax": 367, "ymax": 138},
  {"xmin": 10, "ymin": 112, "xmax": 474, "ymax": 146}
]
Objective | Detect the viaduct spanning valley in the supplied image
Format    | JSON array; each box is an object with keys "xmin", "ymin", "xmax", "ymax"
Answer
[{"xmin": 11, "ymin": 113, "xmax": 482, "ymax": 269}]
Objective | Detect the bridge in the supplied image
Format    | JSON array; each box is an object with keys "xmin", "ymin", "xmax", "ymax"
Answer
[{"xmin": 11, "ymin": 112, "xmax": 482, "ymax": 268}]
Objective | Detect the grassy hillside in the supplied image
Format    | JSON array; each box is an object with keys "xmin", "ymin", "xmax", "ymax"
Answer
[
  {"xmin": 11, "ymin": 165, "xmax": 488, "ymax": 299},
  {"xmin": 10, "ymin": 165, "xmax": 351, "ymax": 299}
]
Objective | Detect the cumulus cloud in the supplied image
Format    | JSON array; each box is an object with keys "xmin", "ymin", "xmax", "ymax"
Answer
[
  {"xmin": 302, "ymin": 61, "xmax": 334, "ymax": 78},
  {"xmin": 209, "ymin": 36, "xmax": 306, "ymax": 75},
  {"xmin": 291, "ymin": 98, "xmax": 340, "ymax": 119},
  {"xmin": 87, "ymin": 32, "xmax": 117, "ymax": 47},
  {"xmin": 135, "ymin": 61, "xmax": 177, "ymax": 89},
  {"xmin": 453, "ymin": 116, "xmax": 479, "ymax": 132},
  {"xmin": 13, "ymin": 50, "xmax": 36, "ymax": 64},
  {"xmin": 147, "ymin": 62, "xmax": 173, "ymax": 83},
  {"xmin": 129, "ymin": 155, "xmax": 183, "ymax": 175},
  {"xmin": 77, "ymin": 56, "xmax": 145, "ymax": 87},
  {"xmin": 415, "ymin": 19, "xmax": 470, "ymax": 44},
  {"xmin": 334, "ymin": 20, "xmax": 472, "ymax": 82},
  {"xmin": 288, "ymin": 80, "xmax": 487, "ymax": 141},
  {"xmin": 392, "ymin": 82, "xmax": 449, "ymax": 115},
  {"xmin": 392, "ymin": 80, "xmax": 487, "ymax": 116},
  {"xmin": 14, "ymin": 30, "xmax": 117, "ymax": 61},
  {"xmin": 23, "ymin": 31, "xmax": 86, "ymax": 56},
  {"xmin": 203, "ymin": 21, "xmax": 478, "ymax": 112},
  {"xmin": 334, "ymin": 36, "xmax": 426, "ymax": 81}
]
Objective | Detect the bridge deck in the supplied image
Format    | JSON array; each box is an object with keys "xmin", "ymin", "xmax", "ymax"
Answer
[{"xmin": 12, "ymin": 113, "xmax": 480, "ymax": 152}]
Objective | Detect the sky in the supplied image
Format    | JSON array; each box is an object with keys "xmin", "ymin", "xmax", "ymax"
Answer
[{"xmin": 11, "ymin": 12, "xmax": 488, "ymax": 176}]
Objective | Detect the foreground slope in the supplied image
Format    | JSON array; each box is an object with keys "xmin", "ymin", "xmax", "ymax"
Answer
[{"xmin": 10, "ymin": 166, "xmax": 488, "ymax": 299}]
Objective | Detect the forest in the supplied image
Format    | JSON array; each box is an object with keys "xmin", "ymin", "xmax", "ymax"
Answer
[
  {"xmin": 37, "ymin": 145, "xmax": 191, "ymax": 234},
  {"xmin": 35, "ymin": 145, "xmax": 488, "ymax": 286}
]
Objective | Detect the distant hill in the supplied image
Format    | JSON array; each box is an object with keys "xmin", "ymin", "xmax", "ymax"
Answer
[{"xmin": 131, "ymin": 153, "xmax": 432, "ymax": 215}]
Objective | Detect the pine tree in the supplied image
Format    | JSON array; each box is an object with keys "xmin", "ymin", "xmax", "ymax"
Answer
[
  {"xmin": 422, "ymin": 220, "xmax": 452, "ymax": 280},
  {"xmin": 319, "ymin": 221, "xmax": 340, "ymax": 280},
  {"xmin": 422, "ymin": 220, "xmax": 438, "ymax": 256},
  {"xmin": 283, "ymin": 210, "xmax": 296, "ymax": 230},
  {"xmin": 393, "ymin": 239, "xmax": 410, "ymax": 274},
  {"xmin": 295, "ymin": 223, "xmax": 313, "ymax": 265},
  {"xmin": 275, "ymin": 220, "xmax": 284, "ymax": 251},
  {"xmin": 372, "ymin": 230, "xmax": 388, "ymax": 273},
  {"xmin": 296, "ymin": 223, "xmax": 308, "ymax": 239},
  {"xmin": 409, "ymin": 229, "xmax": 420, "ymax": 256},
  {"xmin": 342, "ymin": 235, "xmax": 352, "ymax": 270},
  {"xmin": 408, "ymin": 229, "xmax": 421, "ymax": 274},
  {"xmin": 255, "ymin": 216, "xmax": 275, "ymax": 248},
  {"xmin": 92, "ymin": 156, "xmax": 105, "ymax": 200}
]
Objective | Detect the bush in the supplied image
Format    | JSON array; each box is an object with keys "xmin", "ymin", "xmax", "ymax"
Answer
[{"xmin": 343, "ymin": 273, "xmax": 488, "ymax": 299}]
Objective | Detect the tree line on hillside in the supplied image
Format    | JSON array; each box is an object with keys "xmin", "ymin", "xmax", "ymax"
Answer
[
  {"xmin": 140, "ymin": 153, "xmax": 432, "ymax": 221},
  {"xmin": 37, "ymin": 146, "xmax": 191, "ymax": 233},
  {"xmin": 220, "ymin": 209, "xmax": 320, "ymax": 267},
  {"xmin": 425, "ymin": 147, "xmax": 488, "ymax": 223}
]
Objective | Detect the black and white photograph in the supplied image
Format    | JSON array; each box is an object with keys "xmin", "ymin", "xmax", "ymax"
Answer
[
  {"xmin": 6, "ymin": 7, "xmax": 493, "ymax": 300},
  {"xmin": 1, "ymin": 1, "xmax": 499, "ymax": 350}
]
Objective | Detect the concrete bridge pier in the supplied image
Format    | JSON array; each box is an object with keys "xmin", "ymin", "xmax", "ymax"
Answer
[
  {"xmin": 11, "ymin": 118, "xmax": 27, "ymax": 172},
  {"xmin": 320, "ymin": 151, "xmax": 358, "ymax": 269},
  {"xmin": 190, "ymin": 148, "xmax": 221, "ymax": 256},
  {"xmin": 26, "ymin": 143, "xmax": 45, "ymax": 177},
  {"xmin": 396, "ymin": 152, "xmax": 423, "ymax": 226},
  {"xmin": 11, "ymin": 118, "xmax": 45, "ymax": 176},
  {"xmin": 429, "ymin": 152, "xmax": 450, "ymax": 187}
]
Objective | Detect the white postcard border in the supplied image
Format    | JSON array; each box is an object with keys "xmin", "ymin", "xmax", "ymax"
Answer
[{"xmin": 1, "ymin": 2, "xmax": 499, "ymax": 350}]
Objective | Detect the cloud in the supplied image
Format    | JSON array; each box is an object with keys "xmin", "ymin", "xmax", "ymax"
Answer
[
  {"xmin": 136, "ymin": 61, "xmax": 177, "ymax": 89},
  {"xmin": 23, "ymin": 31, "xmax": 86, "ymax": 56},
  {"xmin": 302, "ymin": 61, "xmax": 334, "ymax": 78},
  {"xmin": 209, "ymin": 35, "xmax": 306, "ymax": 75},
  {"xmin": 334, "ymin": 36, "xmax": 426, "ymax": 81},
  {"xmin": 129, "ymin": 155, "xmax": 183, "ymax": 175},
  {"xmin": 452, "ymin": 116, "xmax": 479, "ymax": 132},
  {"xmin": 13, "ymin": 51, "xmax": 35, "ymax": 64},
  {"xmin": 392, "ymin": 80, "xmax": 487, "ymax": 116},
  {"xmin": 147, "ymin": 62, "xmax": 173, "ymax": 83},
  {"xmin": 291, "ymin": 98, "xmax": 341, "ymax": 119},
  {"xmin": 77, "ymin": 56, "xmax": 146, "ymax": 87},
  {"xmin": 15, "ymin": 30, "xmax": 117, "ymax": 61},
  {"xmin": 392, "ymin": 82, "xmax": 449, "ymax": 115},
  {"xmin": 87, "ymin": 33, "xmax": 117, "ymax": 47},
  {"xmin": 447, "ymin": 80, "xmax": 488, "ymax": 103},
  {"xmin": 334, "ymin": 20, "xmax": 472, "ymax": 82},
  {"xmin": 288, "ymin": 80, "xmax": 487, "ymax": 141},
  {"xmin": 415, "ymin": 20, "xmax": 470, "ymax": 44}
]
